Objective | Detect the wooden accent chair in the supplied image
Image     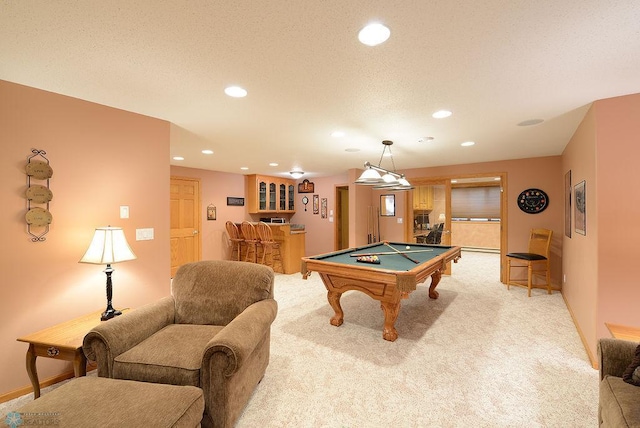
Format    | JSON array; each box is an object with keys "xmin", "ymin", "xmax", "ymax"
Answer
[
  {"xmin": 83, "ymin": 260, "xmax": 277, "ymax": 428},
  {"xmin": 506, "ymin": 228, "xmax": 553, "ymax": 297},
  {"xmin": 224, "ymin": 221, "xmax": 243, "ymax": 261},
  {"xmin": 240, "ymin": 221, "xmax": 259, "ymax": 263},
  {"xmin": 256, "ymin": 221, "xmax": 283, "ymax": 273}
]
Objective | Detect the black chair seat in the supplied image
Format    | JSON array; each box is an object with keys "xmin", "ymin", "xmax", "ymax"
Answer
[{"xmin": 506, "ymin": 252, "xmax": 547, "ymax": 261}]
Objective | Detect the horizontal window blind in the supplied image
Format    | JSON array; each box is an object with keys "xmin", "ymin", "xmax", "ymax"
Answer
[{"xmin": 451, "ymin": 186, "xmax": 500, "ymax": 219}]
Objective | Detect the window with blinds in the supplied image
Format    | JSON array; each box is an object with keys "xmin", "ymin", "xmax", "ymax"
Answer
[{"xmin": 451, "ymin": 186, "xmax": 500, "ymax": 220}]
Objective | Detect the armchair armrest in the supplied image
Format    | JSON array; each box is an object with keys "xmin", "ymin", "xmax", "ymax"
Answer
[
  {"xmin": 83, "ymin": 296, "xmax": 176, "ymax": 376},
  {"xmin": 598, "ymin": 338, "xmax": 639, "ymax": 380},
  {"xmin": 202, "ymin": 298, "xmax": 278, "ymax": 376}
]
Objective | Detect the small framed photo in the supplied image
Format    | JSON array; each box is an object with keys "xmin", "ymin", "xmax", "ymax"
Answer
[
  {"xmin": 207, "ymin": 204, "xmax": 217, "ymax": 221},
  {"xmin": 226, "ymin": 197, "xmax": 244, "ymax": 206},
  {"xmin": 321, "ymin": 198, "xmax": 327, "ymax": 218},
  {"xmin": 574, "ymin": 180, "xmax": 586, "ymax": 235},
  {"xmin": 313, "ymin": 194, "xmax": 319, "ymax": 214}
]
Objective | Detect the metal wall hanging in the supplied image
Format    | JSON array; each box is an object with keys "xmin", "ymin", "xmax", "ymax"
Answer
[{"xmin": 25, "ymin": 149, "xmax": 53, "ymax": 241}]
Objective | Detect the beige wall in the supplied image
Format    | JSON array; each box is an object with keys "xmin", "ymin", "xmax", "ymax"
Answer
[
  {"xmin": 562, "ymin": 93, "xmax": 640, "ymax": 364},
  {"xmin": 0, "ymin": 80, "xmax": 171, "ymax": 397}
]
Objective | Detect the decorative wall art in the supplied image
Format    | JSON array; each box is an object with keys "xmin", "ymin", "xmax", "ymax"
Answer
[
  {"xmin": 226, "ymin": 197, "xmax": 244, "ymax": 206},
  {"xmin": 298, "ymin": 179, "xmax": 315, "ymax": 193},
  {"xmin": 575, "ymin": 180, "xmax": 586, "ymax": 235},
  {"xmin": 380, "ymin": 194, "xmax": 395, "ymax": 216},
  {"xmin": 321, "ymin": 198, "xmax": 327, "ymax": 219},
  {"xmin": 25, "ymin": 149, "xmax": 53, "ymax": 242},
  {"xmin": 564, "ymin": 170, "xmax": 572, "ymax": 238},
  {"xmin": 313, "ymin": 194, "xmax": 319, "ymax": 214},
  {"xmin": 207, "ymin": 204, "xmax": 217, "ymax": 221}
]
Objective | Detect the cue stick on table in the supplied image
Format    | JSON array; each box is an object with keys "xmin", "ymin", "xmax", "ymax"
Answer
[
  {"xmin": 350, "ymin": 249, "xmax": 434, "ymax": 257},
  {"xmin": 382, "ymin": 242, "xmax": 419, "ymax": 264}
]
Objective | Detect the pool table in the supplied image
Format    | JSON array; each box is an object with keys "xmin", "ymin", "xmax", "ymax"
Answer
[{"xmin": 301, "ymin": 241, "xmax": 461, "ymax": 341}]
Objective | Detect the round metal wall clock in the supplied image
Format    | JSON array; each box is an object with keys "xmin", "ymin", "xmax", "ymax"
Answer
[
  {"xmin": 517, "ymin": 188, "xmax": 549, "ymax": 214},
  {"xmin": 302, "ymin": 196, "xmax": 309, "ymax": 212}
]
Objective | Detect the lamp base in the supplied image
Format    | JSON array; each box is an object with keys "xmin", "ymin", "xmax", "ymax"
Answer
[{"xmin": 101, "ymin": 308, "xmax": 122, "ymax": 321}]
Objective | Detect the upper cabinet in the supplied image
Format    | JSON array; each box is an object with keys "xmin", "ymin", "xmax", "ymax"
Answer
[
  {"xmin": 412, "ymin": 185, "xmax": 433, "ymax": 210},
  {"xmin": 247, "ymin": 175, "xmax": 296, "ymax": 214}
]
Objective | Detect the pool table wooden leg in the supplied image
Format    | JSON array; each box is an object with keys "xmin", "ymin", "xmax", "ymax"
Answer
[
  {"xmin": 327, "ymin": 291, "xmax": 344, "ymax": 327},
  {"xmin": 428, "ymin": 270, "xmax": 442, "ymax": 299},
  {"xmin": 380, "ymin": 301, "xmax": 400, "ymax": 341}
]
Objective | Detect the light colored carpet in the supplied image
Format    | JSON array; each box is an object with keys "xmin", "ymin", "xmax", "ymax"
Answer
[
  {"xmin": 1, "ymin": 252, "xmax": 599, "ymax": 427},
  {"xmin": 237, "ymin": 251, "xmax": 598, "ymax": 427}
]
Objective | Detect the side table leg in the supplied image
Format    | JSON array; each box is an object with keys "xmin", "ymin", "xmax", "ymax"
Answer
[
  {"xmin": 25, "ymin": 343, "xmax": 40, "ymax": 399},
  {"xmin": 73, "ymin": 350, "xmax": 87, "ymax": 377}
]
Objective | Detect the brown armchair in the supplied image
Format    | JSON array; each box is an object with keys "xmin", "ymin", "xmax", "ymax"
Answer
[{"xmin": 83, "ymin": 260, "xmax": 277, "ymax": 428}]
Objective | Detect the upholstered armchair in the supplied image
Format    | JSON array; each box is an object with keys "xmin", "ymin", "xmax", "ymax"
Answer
[{"xmin": 83, "ymin": 260, "xmax": 277, "ymax": 428}]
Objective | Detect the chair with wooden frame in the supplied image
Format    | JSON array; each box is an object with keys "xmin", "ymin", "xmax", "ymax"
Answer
[
  {"xmin": 256, "ymin": 222, "xmax": 283, "ymax": 273},
  {"xmin": 506, "ymin": 228, "xmax": 553, "ymax": 297},
  {"xmin": 240, "ymin": 221, "xmax": 260, "ymax": 263},
  {"xmin": 225, "ymin": 221, "xmax": 243, "ymax": 261}
]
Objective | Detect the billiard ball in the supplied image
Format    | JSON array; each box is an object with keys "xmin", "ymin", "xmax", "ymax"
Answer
[{"xmin": 405, "ymin": 245, "xmax": 411, "ymax": 250}]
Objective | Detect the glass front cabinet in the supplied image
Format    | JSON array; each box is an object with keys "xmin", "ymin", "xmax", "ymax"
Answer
[{"xmin": 247, "ymin": 174, "xmax": 296, "ymax": 214}]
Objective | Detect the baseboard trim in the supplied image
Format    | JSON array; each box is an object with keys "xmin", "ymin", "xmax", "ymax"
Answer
[
  {"xmin": 562, "ymin": 291, "xmax": 597, "ymax": 369},
  {"xmin": 0, "ymin": 371, "xmax": 74, "ymax": 404},
  {"xmin": 0, "ymin": 364, "xmax": 97, "ymax": 404}
]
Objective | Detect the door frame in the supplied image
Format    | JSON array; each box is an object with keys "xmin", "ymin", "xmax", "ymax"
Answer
[{"xmin": 404, "ymin": 172, "xmax": 508, "ymax": 281}]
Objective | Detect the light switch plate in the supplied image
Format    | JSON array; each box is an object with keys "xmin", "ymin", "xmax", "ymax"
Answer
[
  {"xmin": 120, "ymin": 206, "xmax": 129, "ymax": 219},
  {"xmin": 136, "ymin": 228, "xmax": 154, "ymax": 241}
]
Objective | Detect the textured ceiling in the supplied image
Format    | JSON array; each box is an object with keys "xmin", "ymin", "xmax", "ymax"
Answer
[{"xmin": 1, "ymin": 1, "xmax": 639, "ymax": 179}]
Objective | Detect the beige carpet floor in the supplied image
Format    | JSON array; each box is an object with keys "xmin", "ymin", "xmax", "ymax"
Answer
[{"xmin": 2, "ymin": 251, "xmax": 599, "ymax": 427}]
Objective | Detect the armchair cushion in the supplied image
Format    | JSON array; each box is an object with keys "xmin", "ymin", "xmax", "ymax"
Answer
[{"xmin": 114, "ymin": 324, "xmax": 222, "ymax": 386}]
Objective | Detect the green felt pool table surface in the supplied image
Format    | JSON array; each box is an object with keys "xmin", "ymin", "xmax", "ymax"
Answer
[{"xmin": 306, "ymin": 241, "xmax": 456, "ymax": 271}]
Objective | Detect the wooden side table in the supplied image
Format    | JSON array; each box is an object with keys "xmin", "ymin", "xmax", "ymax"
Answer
[
  {"xmin": 16, "ymin": 309, "xmax": 126, "ymax": 398},
  {"xmin": 605, "ymin": 322, "xmax": 640, "ymax": 342}
]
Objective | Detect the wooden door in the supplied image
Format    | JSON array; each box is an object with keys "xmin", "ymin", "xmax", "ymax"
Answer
[{"xmin": 170, "ymin": 177, "xmax": 201, "ymax": 277}]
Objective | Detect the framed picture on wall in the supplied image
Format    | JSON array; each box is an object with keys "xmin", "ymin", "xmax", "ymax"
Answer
[
  {"xmin": 564, "ymin": 170, "xmax": 571, "ymax": 238},
  {"xmin": 313, "ymin": 194, "xmax": 319, "ymax": 214},
  {"xmin": 321, "ymin": 198, "xmax": 327, "ymax": 218},
  {"xmin": 574, "ymin": 180, "xmax": 586, "ymax": 235}
]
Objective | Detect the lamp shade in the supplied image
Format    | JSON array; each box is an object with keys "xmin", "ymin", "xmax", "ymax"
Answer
[
  {"xmin": 355, "ymin": 168, "xmax": 383, "ymax": 184},
  {"xmin": 79, "ymin": 227, "xmax": 137, "ymax": 265}
]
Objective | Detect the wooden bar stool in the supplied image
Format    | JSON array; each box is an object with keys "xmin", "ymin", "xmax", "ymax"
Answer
[
  {"xmin": 240, "ymin": 221, "xmax": 259, "ymax": 263},
  {"xmin": 225, "ymin": 221, "xmax": 243, "ymax": 261},
  {"xmin": 256, "ymin": 221, "xmax": 283, "ymax": 273}
]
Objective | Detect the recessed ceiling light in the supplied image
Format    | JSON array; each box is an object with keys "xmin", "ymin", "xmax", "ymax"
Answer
[
  {"xmin": 240, "ymin": 167, "xmax": 249, "ymax": 170},
  {"xmin": 224, "ymin": 86, "xmax": 247, "ymax": 98},
  {"xmin": 461, "ymin": 141, "xmax": 475, "ymax": 147},
  {"xmin": 201, "ymin": 149, "xmax": 214, "ymax": 155},
  {"xmin": 269, "ymin": 163, "xmax": 278, "ymax": 167},
  {"xmin": 331, "ymin": 131, "xmax": 345, "ymax": 138},
  {"xmin": 358, "ymin": 23, "xmax": 390, "ymax": 46},
  {"xmin": 172, "ymin": 156, "xmax": 184, "ymax": 161},
  {"xmin": 517, "ymin": 119, "xmax": 544, "ymax": 126},
  {"xmin": 345, "ymin": 148, "xmax": 360, "ymax": 152},
  {"xmin": 417, "ymin": 136, "xmax": 435, "ymax": 143},
  {"xmin": 432, "ymin": 110, "xmax": 452, "ymax": 119}
]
